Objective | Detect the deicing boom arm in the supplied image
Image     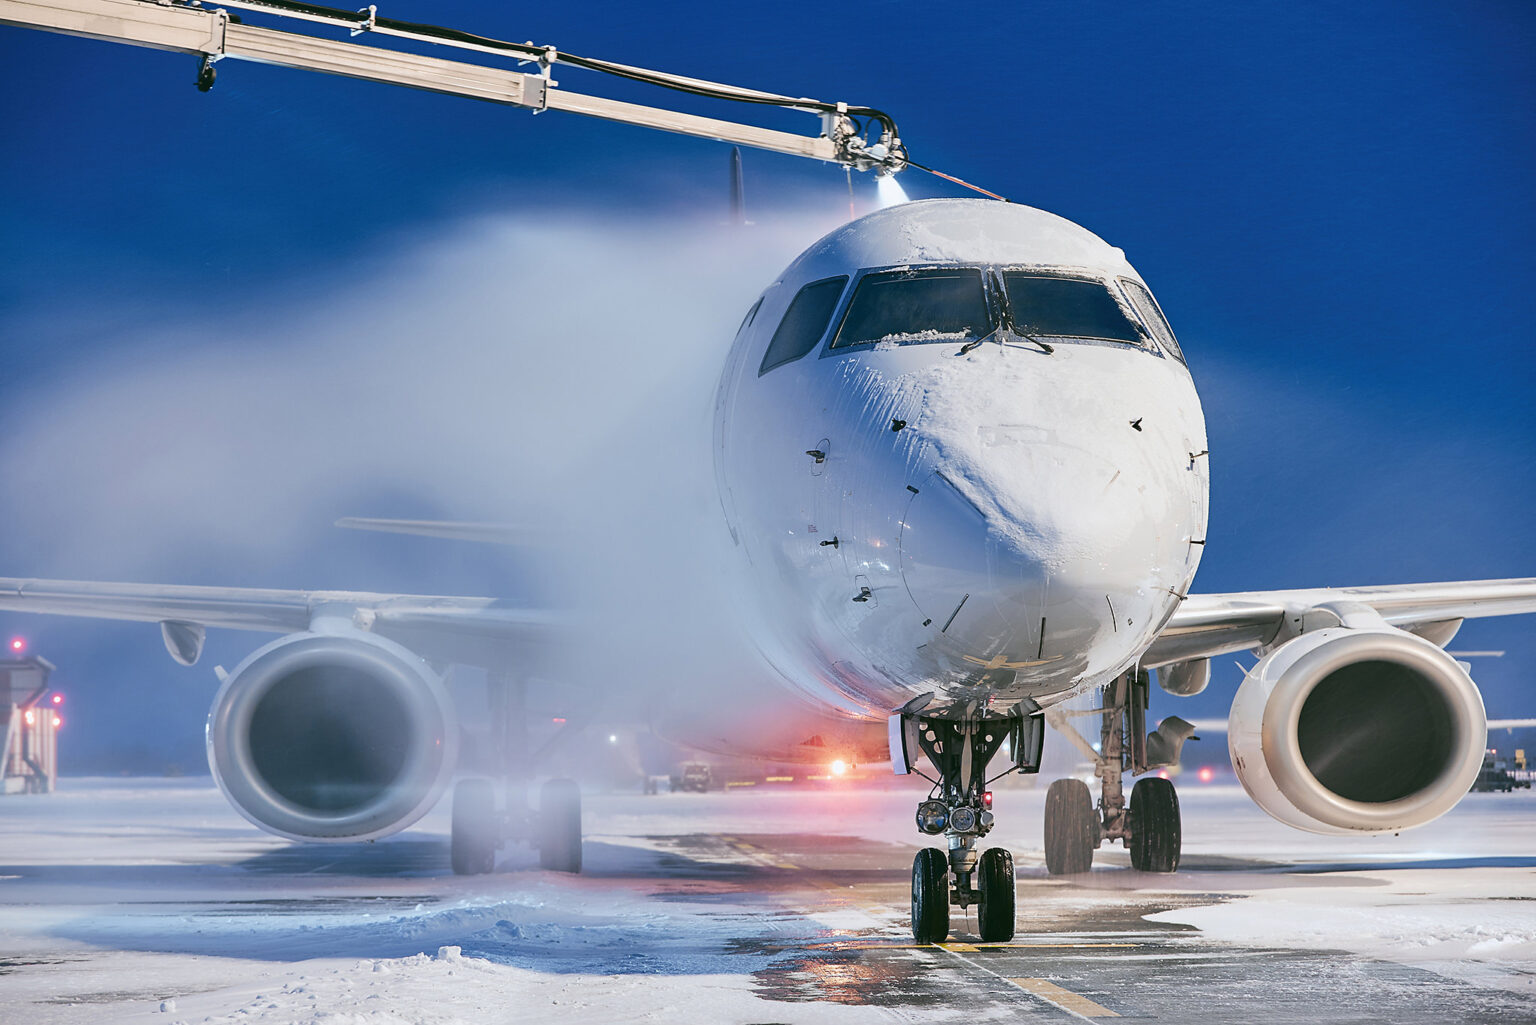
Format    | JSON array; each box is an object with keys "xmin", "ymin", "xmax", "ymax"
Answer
[{"xmin": 0, "ymin": 0, "xmax": 907, "ymax": 173}]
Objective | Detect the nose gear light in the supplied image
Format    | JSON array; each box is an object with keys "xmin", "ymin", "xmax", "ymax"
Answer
[{"xmin": 916, "ymin": 799, "xmax": 948, "ymax": 834}]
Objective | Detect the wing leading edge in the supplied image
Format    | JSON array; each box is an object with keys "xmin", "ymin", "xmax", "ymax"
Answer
[
  {"xmin": 1145, "ymin": 577, "xmax": 1536, "ymax": 668},
  {"xmin": 0, "ymin": 576, "xmax": 555, "ymax": 669}
]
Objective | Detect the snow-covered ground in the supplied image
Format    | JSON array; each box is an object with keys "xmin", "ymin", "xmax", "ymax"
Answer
[{"xmin": 2, "ymin": 777, "xmax": 1534, "ymax": 1023}]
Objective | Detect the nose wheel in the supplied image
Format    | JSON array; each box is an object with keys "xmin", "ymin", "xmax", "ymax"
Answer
[
  {"xmin": 976, "ymin": 847, "xmax": 1016, "ymax": 941},
  {"xmin": 910, "ymin": 847, "xmax": 949, "ymax": 943},
  {"xmin": 891, "ymin": 696, "xmax": 1041, "ymax": 943}
]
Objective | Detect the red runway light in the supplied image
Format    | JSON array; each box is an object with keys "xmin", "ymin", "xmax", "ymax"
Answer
[
  {"xmin": 52, "ymin": 694, "xmax": 63, "ymax": 705},
  {"xmin": 8, "ymin": 638, "xmax": 22, "ymax": 652}
]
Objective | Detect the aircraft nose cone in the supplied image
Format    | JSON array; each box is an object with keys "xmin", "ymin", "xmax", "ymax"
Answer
[
  {"xmin": 897, "ymin": 470, "xmax": 1038, "ymax": 633},
  {"xmin": 898, "ymin": 471, "xmax": 1047, "ymax": 666},
  {"xmin": 897, "ymin": 444, "xmax": 1138, "ymax": 687}
]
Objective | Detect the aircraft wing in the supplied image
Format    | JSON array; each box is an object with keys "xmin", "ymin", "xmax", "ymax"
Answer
[
  {"xmin": 0, "ymin": 577, "xmax": 556, "ymax": 669},
  {"xmin": 1144, "ymin": 577, "xmax": 1536, "ymax": 668}
]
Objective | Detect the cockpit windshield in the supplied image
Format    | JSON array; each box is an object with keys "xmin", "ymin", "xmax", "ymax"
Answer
[
  {"xmin": 1001, "ymin": 273, "xmax": 1146, "ymax": 345},
  {"xmin": 830, "ymin": 268, "xmax": 992, "ymax": 349}
]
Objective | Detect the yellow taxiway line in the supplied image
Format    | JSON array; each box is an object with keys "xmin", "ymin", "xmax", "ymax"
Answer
[{"xmin": 1008, "ymin": 977, "xmax": 1121, "ymax": 1018}]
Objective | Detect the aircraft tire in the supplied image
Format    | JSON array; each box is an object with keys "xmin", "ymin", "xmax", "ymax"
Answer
[
  {"xmin": 1044, "ymin": 778, "xmax": 1097, "ymax": 875},
  {"xmin": 538, "ymin": 778, "xmax": 583, "ymax": 873},
  {"xmin": 976, "ymin": 847, "xmax": 1016, "ymax": 942},
  {"xmin": 450, "ymin": 778, "xmax": 497, "ymax": 876},
  {"xmin": 910, "ymin": 847, "xmax": 950, "ymax": 943},
  {"xmin": 1128, "ymin": 776, "xmax": 1181, "ymax": 872}
]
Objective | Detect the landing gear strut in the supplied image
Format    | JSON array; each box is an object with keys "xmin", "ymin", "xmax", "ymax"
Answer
[
  {"xmin": 1042, "ymin": 669, "xmax": 1196, "ymax": 875},
  {"xmin": 890, "ymin": 696, "xmax": 1043, "ymax": 943},
  {"xmin": 449, "ymin": 672, "xmax": 585, "ymax": 876}
]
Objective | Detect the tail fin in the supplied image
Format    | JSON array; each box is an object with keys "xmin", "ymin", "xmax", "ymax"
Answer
[{"xmin": 729, "ymin": 147, "xmax": 746, "ymax": 226}]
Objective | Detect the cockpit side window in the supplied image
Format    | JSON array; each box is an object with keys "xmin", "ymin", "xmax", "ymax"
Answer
[
  {"xmin": 1001, "ymin": 273, "xmax": 1147, "ymax": 346},
  {"xmin": 737, "ymin": 297, "xmax": 763, "ymax": 338},
  {"xmin": 1118, "ymin": 278, "xmax": 1186, "ymax": 364},
  {"xmin": 759, "ymin": 276, "xmax": 848, "ymax": 375},
  {"xmin": 829, "ymin": 268, "xmax": 992, "ymax": 349}
]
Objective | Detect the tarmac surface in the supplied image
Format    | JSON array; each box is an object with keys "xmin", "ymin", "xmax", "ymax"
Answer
[{"xmin": 2, "ymin": 776, "xmax": 1535, "ymax": 1023}]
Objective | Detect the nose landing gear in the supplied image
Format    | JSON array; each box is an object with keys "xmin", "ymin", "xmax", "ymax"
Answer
[{"xmin": 890, "ymin": 696, "xmax": 1043, "ymax": 942}]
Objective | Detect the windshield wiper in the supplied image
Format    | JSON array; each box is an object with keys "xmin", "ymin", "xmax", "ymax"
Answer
[
  {"xmin": 1002, "ymin": 325, "xmax": 1054, "ymax": 355},
  {"xmin": 956, "ymin": 325, "xmax": 1055, "ymax": 357}
]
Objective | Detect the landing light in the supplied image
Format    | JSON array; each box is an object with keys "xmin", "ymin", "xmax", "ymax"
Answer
[
  {"xmin": 916, "ymin": 799, "xmax": 948, "ymax": 834},
  {"xmin": 608, "ymin": 734, "xmax": 618, "ymax": 744},
  {"xmin": 982, "ymin": 790, "xmax": 993, "ymax": 809},
  {"xmin": 52, "ymin": 694, "xmax": 63, "ymax": 705},
  {"xmin": 1198, "ymin": 766, "xmax": 1215, "ymax": 784},
  {"xmin": 24, "ymin": 710, "xmax": 35, "ymax": 726},
  {"xmin": 830, "ymin": 759, "xmax": 848, "ymax": 776},
  {"xmin": 9, "ymin": 638, "xmax": 23, "ymax": 652}
]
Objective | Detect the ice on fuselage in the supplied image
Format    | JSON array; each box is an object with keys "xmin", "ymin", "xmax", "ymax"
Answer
[{"xmin": 714, "ymin": 199, "xmax": 1209, "ymax": 714}]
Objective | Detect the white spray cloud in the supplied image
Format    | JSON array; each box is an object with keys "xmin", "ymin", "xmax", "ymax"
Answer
[
  {"xmin": 876, "ymin": 173, "xmax": 910, "ymax": 208},
  {"xmin": 0, "ymin": 207, "xmax": 850, "ymax": 716}
]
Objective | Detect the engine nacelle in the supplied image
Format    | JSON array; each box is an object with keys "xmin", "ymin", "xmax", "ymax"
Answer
[
  {"xmin": 1228, "ymin": 619, "xmax": 1485, "ymax": 835},
  {"xmin": 206, "ymin": 629, "xmax": 457, "ymax": 842}
]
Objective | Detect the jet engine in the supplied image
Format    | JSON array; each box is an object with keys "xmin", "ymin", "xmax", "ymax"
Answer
[
  {"xmin": 206, "ymin": 629, "xmax": 457, "ymax": 841},
  {"xmin": 1227, "ymin": 610, "xmax": 1485, "ymax": 835}
]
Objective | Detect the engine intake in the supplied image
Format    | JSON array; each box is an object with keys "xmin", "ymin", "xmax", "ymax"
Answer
[
  {"xmin": 1228, "ymin": 619, "xmax": 1485, "ymax": 835},
  {"xmin": 206, "ymin": 630, "xmax": 457, "ymax": 841}
]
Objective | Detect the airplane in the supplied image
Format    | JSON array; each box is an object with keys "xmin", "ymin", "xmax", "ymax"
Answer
[
  {"xmin": 2, "ymin": 196, "xmax": 1533, "ymax": 947},
  {"xmin": 3, "ymin": 0, "xmax": 1535, "ymax": 947}
]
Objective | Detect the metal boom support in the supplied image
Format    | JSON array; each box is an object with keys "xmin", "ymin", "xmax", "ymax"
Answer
[{"xmin": 0, "ymin": 0, "xmax": 906, "ymax": 172}]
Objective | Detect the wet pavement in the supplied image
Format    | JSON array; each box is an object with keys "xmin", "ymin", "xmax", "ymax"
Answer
[
  {"xmin": 646, "ymin": 827, "xmax": 1536, "ymax": 1024},
  {"xmin": 3, "ymin": 779, "xmax": 1535, "ymax": 1023}
]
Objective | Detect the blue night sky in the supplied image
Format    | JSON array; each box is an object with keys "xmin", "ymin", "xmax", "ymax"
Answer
[{"xmin": 1, "ymin": 1, "xmax": 1532, "ymax": 773}]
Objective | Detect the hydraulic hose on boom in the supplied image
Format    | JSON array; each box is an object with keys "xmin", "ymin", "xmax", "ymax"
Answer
[{"xmin": 0, "ymin": 0, "xmax": 913, "ymax": 177}]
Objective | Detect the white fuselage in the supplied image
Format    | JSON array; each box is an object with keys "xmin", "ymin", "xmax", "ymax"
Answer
[{"xmin": 713, "ymin": 200, "xmax": 1208, "ymax": 722}]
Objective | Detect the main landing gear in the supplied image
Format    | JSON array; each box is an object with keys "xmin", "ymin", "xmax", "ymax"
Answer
[
  {"xmin": 1042, "ymin": 669, "xmax": 1197, "ymax": 875},
  {"xmin": 449, "ymin": 673, "xmax": 584, "ymax": 876},
  {"xmin": 890, "ymin": 696, "xmax": 1044, "ymax": 943}
]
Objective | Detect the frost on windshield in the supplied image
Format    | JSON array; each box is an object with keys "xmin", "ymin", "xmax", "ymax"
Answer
[
  {"xmin": 1002, "ymin": 273, "xmax": 1145, "ymax": 345},
  {"xmin": 873, "ymin": 328, "xmax": 970, "ymax": 348},
  {"xmin": 1119, "ymin": 277, "xmax": 1186, "ymax": 363},
  {"xmin": 831, "ymin": 268, "xmax": 992, "ymax": 349}
]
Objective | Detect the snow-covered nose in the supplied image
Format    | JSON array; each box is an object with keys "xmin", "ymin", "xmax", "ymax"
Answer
[{"xmin": 897, "ymin": 443, "xmax": 1140, "ymax": 685}]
